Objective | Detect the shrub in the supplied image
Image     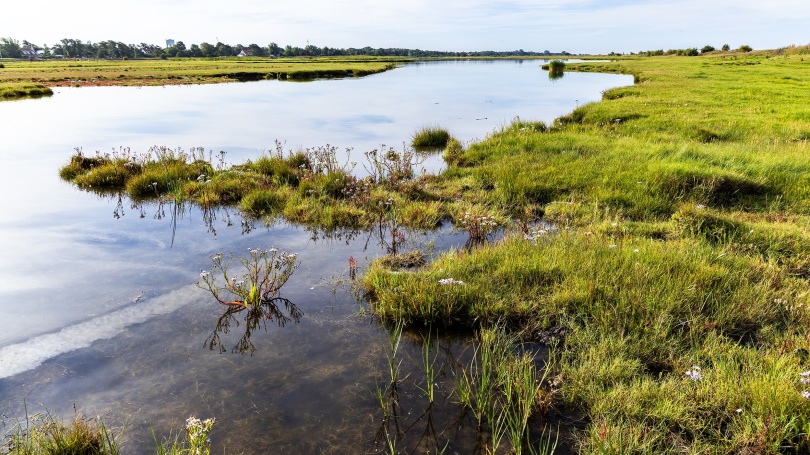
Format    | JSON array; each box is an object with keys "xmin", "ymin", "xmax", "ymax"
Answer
[
  {"xmin": 738, "ymin": 45, "xmax": 753, "ymax": 52},
  {"xmin": 701, "ymin": 45, "xmax": 715, "ymax": 53},
  {"xmin": 722, "ymin": 44, "xmax": 731, "ymax": 51}
]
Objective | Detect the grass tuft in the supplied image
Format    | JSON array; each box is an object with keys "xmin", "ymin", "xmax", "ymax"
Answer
[{"xmin": 411, "ymin": 126, "xmax": 451, "ymax": 149}]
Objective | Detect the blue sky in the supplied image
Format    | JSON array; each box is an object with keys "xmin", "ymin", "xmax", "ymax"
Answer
[{"xmin": 5, "ymin": 0, "xmax": 809, "ymax": 54}]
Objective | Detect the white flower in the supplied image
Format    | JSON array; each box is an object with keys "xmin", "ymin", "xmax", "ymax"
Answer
[
  {"xmin": 802, "ymin": 391, "xmax": 810, "ymax": 399},
  {"xmin": 439, "ymin": 278, "xmax": 465, "ymax": 286},
  {"xmin": 199, "ymin": 270, "xmax": 208, "ymax": 278},
  {"xmin": 684, "ymin": 365, "xmax": 703, "ymax": 381},
  {"xmin": 608, "ymin": 244, "xmax": 617, "ymax": 249},
  {"xmin": 736, "ymin": 408, "xmax": 742, "ymax": 413}
]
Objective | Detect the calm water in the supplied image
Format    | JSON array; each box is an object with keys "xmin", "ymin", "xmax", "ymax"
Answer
[{"xmin": 0, "ymin": 61, "xmax": 631, "ymax": 453}]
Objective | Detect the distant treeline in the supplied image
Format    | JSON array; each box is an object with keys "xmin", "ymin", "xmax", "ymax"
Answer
[
  {"xmin": 609, "ymin": 44, "xmax": 755, "ymax": 57},
  {"xmin": 0, "ymin": 37, "xmax": 570, "ymax": 59}
]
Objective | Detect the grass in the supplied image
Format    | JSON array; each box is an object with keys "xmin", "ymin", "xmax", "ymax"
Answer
[
  {"xmin": 361, "ymin": 50, "xmax": 810, "ymax": 452},
  {"xmin": 411, "ymin": 126, "xmax": 452, "ymax": 149},
  {"xmin": 0, "ymin": 82, "xmax": 53, "ymax": 99},
  {"xmin": 53, "ymin": 48, "xmax": 810, "ymax": 452},
  {"xmin": 2, "ymin": 409, "xmax": 119, "ymax": 455},
  {"xmin": 0, "ymin": 56, "xmax": 400, "ymax": 101}
]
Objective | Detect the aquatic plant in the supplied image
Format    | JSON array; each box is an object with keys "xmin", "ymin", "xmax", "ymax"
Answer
[
  {"xmin": 411, "ymin": 126, "xmax": 451, "ymax": 149},
  {"xmin": 198, "ymin": 247, "xmax": 299, "ymax": 309},
  {"xmin": 152, "ymin": 416, "xmax": 215, "ymax": 455},
  {"xmin": 452, "ymin": 327, "xmax": 554, "ymax": 454}
]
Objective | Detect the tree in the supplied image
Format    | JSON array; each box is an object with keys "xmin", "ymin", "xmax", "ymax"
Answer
[
  {"xmin": 722, "ymin": 44, "xmax": 730, "ymax": 51},
  {"xmin": 701, "ymin": 45, "xmax": 715, "ymax": 53},
  {"xmin": 247, "ymin": 44, "xmax": 266, "ymax": 57},
  {"xmin": 200, "ymin": 42, "xmax": 216, "ymax": 57},
  {"xmin": 268, "ymin": 42, "xmax": 281, "ymax": 56},
  {"xmin": 0, "ymin": 37, "xmax": 22, "ymax": 58},
  {"xmin": 738, "ymin": 45, "xmax": 753, "ymax": 52}
]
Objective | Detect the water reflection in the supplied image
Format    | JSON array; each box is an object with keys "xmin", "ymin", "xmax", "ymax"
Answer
[{"xmin": 206, "ymin": 297, "xmax": 303, "ymax": 355}]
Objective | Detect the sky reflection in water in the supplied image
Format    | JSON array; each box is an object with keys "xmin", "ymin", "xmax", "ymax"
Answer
[{"xmin": 0, "ymin": 60, "xmax": 630, "ymax": 453}]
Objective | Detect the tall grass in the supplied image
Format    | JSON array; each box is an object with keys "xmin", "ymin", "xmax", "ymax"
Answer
[{"xmin": 3, "ymin": 408, "xmax": 119, "ymax": 455}]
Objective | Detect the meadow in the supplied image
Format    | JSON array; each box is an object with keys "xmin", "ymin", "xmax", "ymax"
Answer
[
  {"xmin": 30, "ymin": 46, "xmax": 810, "ymax": 453},
  {"xmin": 0, "ymin": 56, "xmax": 402, "ymax": 99}
]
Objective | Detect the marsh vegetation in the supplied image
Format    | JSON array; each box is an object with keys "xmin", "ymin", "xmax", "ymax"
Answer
[{"xmin": 10, "ymin": 49, "xmax": 810, "ymax": 453}]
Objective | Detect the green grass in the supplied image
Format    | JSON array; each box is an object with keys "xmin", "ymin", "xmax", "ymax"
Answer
[
  {"xmin": 0, "ymin": 57, "xmax": 400, "ymax": 100},
  {"xmin": 361, "ymin": 51, "xmax": 810, "ymax": 452},
  {"xmin": 411, "ymin": 126, "xmax": 452, "ymax": 149},
  {"xmin": 3, "ymin": 411, "xmax": 119, "ymax": 455},
  {"xmin": 0, "ymin": 82, "xmax": 53, "ymax": 99},
  {"xmin": 55, "ymin": 49, "xmax": 810, "ymax": 452}
]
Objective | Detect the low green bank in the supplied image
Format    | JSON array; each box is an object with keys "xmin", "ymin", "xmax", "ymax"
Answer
[
  {"xmin": 56, "ymin": 51, "xmax": 810, "ymax": 452},
  {"xmin": 361, "ymin": 52, "xmax": 810, "ymax": 452}
]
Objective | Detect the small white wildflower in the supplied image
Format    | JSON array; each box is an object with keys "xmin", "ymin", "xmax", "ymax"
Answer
[
  {"xmin": 736, "ymin": 408, "xmax": 742, "ymax": 413},
  {"xmin": 633, "ymin": 249, "xmax": 639, "ymax": 253},
  {"xmin": 199, "ymin": 269, "xmax": 208, "ymax": 279},
  {"xmin": 802, "ymin": 391, "xmax": 810, "ymax": 399},
  {"xmin": 609, "ymin": 244, "xmax": 617, "ymax": 248},
  {"xmin": 695, "ymin": 204, "xmax": 706, "ymax": 209},
  {"xmin": 439, "ymin": 278, "xmax": 465, "ymax": 286},
  {"xmin": 684, "ymin": 365, "xmax": 703, "ymax": 381}
]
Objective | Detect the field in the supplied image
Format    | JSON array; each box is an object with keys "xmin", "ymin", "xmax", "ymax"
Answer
[
  {"xmin": 40, "ymin": 47, "xmax": 810, "ymax": 453},
  {"xmin": 0, "ymin": 56, "xmax": 404, "ymax": 99}
]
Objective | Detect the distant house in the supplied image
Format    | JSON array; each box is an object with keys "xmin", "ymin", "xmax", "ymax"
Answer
[
  {"xmin": 238, "ymin": 49, "xmax": 249, "ymax": 57},
  {"xmin": 21, "ymin": 48, "xmax": 42, "ymax": 59},
  {"xmin": 166, "ymin": 39, "xmax": 175, "ymax": 47}
]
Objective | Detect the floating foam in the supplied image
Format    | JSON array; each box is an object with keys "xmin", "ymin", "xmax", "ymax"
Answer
[{"xmin": 0, "ymin": 285, "xmax": 197, "ymax": 379}]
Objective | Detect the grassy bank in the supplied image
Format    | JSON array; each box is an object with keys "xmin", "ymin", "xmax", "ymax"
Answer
[
  {"xmin": 0, "ymin": 57, "xmax": 401, "ymax": 100},
  {"xmin": 360, "ymin": 52, "xmax": 810, "ymax": 452},
  {"xmin": 55, "ymin": 50, "xmax": 810, "ymax": 452},
  {"xmin": 0, "ymin": 82, "xmax": 53, "ymax": 99}
]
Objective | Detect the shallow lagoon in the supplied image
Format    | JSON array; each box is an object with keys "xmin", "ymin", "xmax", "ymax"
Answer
[{"xmin": 0, "ymin": 61, "xmax": 631, "ymax": 453}]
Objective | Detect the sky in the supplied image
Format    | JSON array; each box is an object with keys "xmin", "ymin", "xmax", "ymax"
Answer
[{"xmin": 4, "ymin": 0, "xmax": 809, "ymax": 54}]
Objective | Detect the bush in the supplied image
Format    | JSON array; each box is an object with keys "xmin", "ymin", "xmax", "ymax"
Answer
[
  {"xmin": 0, "ymin": 63, "xmax": 5, "ymax": 68},
  {"xmin": 701, "ymin": 45, "xmax": 715, "ymax": 53},
  {"xmin": 722, "ymin": 44, "xmax": 730, "ymax": 51},
  {"xmin": 738, "ymin": 45, "xmax": 753, "ymax": 52}
]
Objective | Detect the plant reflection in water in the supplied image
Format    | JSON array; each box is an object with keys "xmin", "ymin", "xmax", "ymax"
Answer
[{"xmin": 197, "ymin": 247, "xmax": 302, "ymax": 355}]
